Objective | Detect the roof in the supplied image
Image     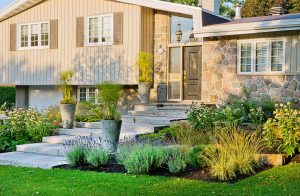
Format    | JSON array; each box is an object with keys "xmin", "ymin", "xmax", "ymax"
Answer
[
  {"xmin": 0, "ymin": 0, "xmax": 228, "ymax": 32},
  {"xmin": 195, "ymin": 13, "xmax": 300, "ymax": 37}
]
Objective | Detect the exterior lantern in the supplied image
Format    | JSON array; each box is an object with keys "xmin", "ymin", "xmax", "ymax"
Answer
[
  {"xmin": 189, "ymin": 27, "xmax": 196, "ymax": 42},
  {"xmin": 175, "ymin": 23, "xmax": 183, "ymax": 43}
]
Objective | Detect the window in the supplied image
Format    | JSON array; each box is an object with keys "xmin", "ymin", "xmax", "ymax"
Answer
[
  {"xmin": 86, "ymin": 14, "xmax": 113, "ymax": 46},
  {"xmin": 238, "ymin": 39, "xmax": 285, "ymax": 74},
  {"xmin": 18, "ymin": 21, "xmax": 50, "ymax": 50},
  {"xmin": 170, "ymin": 15, "xmax": 196, "ymax": 43},
  {"xmin": 78, "ymin": 87, "xmax": 98, "ymax": 103}
]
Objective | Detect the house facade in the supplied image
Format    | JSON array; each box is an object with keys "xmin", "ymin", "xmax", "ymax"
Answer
[
  {"xmin": 0, "ymin": 0, "xmax": 227, "ymax": 110},
  {"xmin": 197, "ymin": 13, "xmax": 300, "ymax": 104},
  {"xmin": 1, "ymin": 0, "xmax": 299, "ymax": 110}
]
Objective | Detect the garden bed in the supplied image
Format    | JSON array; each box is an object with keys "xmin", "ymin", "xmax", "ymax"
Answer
[{"xmin": 54, "ymin": 158, "xmax": 272, "ymax": 184}]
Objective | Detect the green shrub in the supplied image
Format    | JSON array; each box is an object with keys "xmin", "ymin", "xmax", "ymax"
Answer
[
  {"xmin": 263, "ymin": 103, "xmax": 300, "ymax": 156},
  {"xmin": 202, "ymin": 129, "xmax": 262, "ymax": 181},
  {"xmin": 45, "ymin": 106, "xmax": 61, "ymax": 126},
  {"xmin": 174, "ymin": 122, "xmax": 212, "ymax": 146},
  {"xmin": 118, "ymin": 143, "xmax": 155, "ymax": 174},
  {"xmin": 187, "ymin": 145, "xmax": 208, "ymax": 168},
  {"xmin": 0, "ymin": 108, "xmax": 58, "ymax": 152},
  {"xmin": 187, "ymin": 104, "xmax": 220, "ymax": 131},
  {"xmin": 167, "ymin": 147, "xmax": 187, "ymax": 174},
  {"xmin": 0, "ymin": 86, "xmax": 15, "ymax": 108},
  {"xmin": 86, "ymin": 149, "xmax": 110, "ymax": 167},
  {"xmin": 67, "ymin": 146, "xmax": 88, "ymax": 167},
  {"xmin": 75, "ymin": 101, "xmax": 102, "ymax": 122},
  {"xmin": 117, "ymin": 143, "xmax": 187, "ymax": 174}
]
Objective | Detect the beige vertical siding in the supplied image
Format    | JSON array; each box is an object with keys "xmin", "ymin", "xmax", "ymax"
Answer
[
  {"xmin": 0, "ymin": 0, "xmax": 143, "ymax": 85},
  {"xmin": 238, "ymin": 30, "xmax": 300, "ymax": 74},
  {"xmin": 141, "ymin": 7, "xmax": 154, "ymax": 54}
]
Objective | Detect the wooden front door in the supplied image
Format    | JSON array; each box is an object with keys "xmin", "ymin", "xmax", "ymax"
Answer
[{"xmin": 183, "ymin": 46, "xmax": 202, "ymax": 100}]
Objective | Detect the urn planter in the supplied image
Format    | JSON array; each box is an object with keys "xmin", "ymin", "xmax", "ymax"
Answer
[
  {"xmin": 60, "ymin": 104, "xmax": 76, "ymax": 129},
  {"xmin": 138, "ymin": 82, "xmax": 151, "ymax": 104},
  {"xmin": 101, "ymin": 120, "xmax": 122, "ymax": 153}
]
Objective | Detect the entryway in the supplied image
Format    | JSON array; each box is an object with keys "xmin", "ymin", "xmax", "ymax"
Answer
[{"xmin": 168, "ymin": 45, "xmax": 202, "ymax": 101}]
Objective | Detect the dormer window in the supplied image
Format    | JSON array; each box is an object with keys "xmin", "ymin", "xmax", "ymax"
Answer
[{"xmin": 18, "ymin": 21, "xmax": 50, "ymax": 50}]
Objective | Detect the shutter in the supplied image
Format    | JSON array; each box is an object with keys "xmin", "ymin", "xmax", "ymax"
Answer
[
  {"xmin": 113, "ymin": 12, "xmax": 123, "ymax": 45},
  {"xmin": 76, "ymin": 17, "xmax": 84, "ymax": 47},
  {"xmin": 50, "ymin": 20, "xmax": 58, "ymax": 49},
  {"xmin": 10, "ymin": 24, "xmax": 17, "ymax": 51}
]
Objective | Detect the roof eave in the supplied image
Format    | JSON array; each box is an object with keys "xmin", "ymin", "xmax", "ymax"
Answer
[{"xmin": 195, "ymin": 18, "xmax": 300, "ymax": 37}]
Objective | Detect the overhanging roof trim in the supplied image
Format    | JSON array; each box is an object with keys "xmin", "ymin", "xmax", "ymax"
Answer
[{"xmin": 195, "ymin": 17, "xmax": 300, "ymax": 37}]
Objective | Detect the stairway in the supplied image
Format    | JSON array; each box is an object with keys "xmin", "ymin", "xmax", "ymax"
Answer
[{"xmin": 0, "ymin": 103, "xmax": 189, "ymax": 169}]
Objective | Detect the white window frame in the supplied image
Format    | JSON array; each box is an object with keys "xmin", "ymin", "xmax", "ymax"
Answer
[
  {"xmin": 17, "ymin": 21, "xmax": 50, "ymax": 50},
  {"xmin": 237, "ymin": 38, "xmax": 286, "ymax": 75},
  {"xmin": 84, "ymin": 13, "xmax": 114, "ymax": 47},
  {"xmin": 77, "ymin": 87, "xmax": 99, "ymax": 103}
]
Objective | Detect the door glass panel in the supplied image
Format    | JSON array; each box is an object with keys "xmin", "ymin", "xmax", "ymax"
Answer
[
  {"xmin": 189, "ymin": 52, "xmax": 199, "ymax": 79},
  {"xmin": 169, "ymin": 47, "xmax": 181, "ymax": 73},
  {"xmin": 168, "ymin": 47, "xmax": 181, "ymax": 100}
]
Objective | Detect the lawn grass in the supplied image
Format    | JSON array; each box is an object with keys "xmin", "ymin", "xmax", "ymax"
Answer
[{"xmin": 0, "ymin": 164, "xmax": 299, "ymax": 196}]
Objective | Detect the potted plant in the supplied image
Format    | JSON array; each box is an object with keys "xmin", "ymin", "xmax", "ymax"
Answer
[
  {"xmin": 138, "ymin": 52, "xmax": 153, "ymax": 104},
  {"xmin": 59, "ymin": 70, "xmax": 76, "ymax": 129},
  {"xmin": 97, "ymin": 82, "xmax": 123, "ymax": 153}
]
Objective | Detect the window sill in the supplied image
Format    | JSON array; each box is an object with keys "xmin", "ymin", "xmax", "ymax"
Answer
[
  {"xmin": 18, "ymin": 47, "xmax": 50, "ymax": 51},
  {"xmin": 84, "ymin": 43, "xmax": 113, "ymax": 47}
]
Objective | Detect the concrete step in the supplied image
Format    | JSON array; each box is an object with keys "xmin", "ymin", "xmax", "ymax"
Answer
[
  {"xmin": 0, "ymin": 152, "xmax": 67, "ymax": 169},
  {"xmin": 122, "ymin": 115, "xmax": 185, "ymax": 125},
  {"xmin": 42, "ymin": 135, "xmax": 77, "ymax": 144},
  {"xmin": 134, "ymin": 104, "xmax": 190, "ymax": 112},
  {"xmin": 128, "ymin": 110, "xmax": 187, "ymax": 118},
  {"xmin": 17, "ymin": 143, "xmax": 66, "ymax": 157}
]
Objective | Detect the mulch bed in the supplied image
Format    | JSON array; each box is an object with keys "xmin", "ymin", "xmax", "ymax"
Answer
[{"xmin": 54, "ymin": 158, "xmax": 272, "ymax": 184}]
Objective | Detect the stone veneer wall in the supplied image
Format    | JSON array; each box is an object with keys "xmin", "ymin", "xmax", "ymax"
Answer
[
  {"xmin": 202, "ymin": 37, "xmax": 300, "ymax": 103},
  {"xmin": 151, "ymin": 11, "xmax": 169, "ymax": 102}
]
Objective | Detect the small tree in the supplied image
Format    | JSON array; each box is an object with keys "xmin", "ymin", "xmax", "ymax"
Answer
[
  {"xmin": 60, "ymin": 70, "xmax": 76, "ymax": 104},
  {"xmin": 138, "ymin": 52, "xmax": 153, "ymax": 83}
]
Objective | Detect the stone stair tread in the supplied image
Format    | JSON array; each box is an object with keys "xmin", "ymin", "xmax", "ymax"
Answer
[
  {"xmin": 17, "ymin": 143, "xmax": 66, "ymax": 157},
  {"xmin": 0, "ymin": 152, "xmax": 67, "ymax": 169}
]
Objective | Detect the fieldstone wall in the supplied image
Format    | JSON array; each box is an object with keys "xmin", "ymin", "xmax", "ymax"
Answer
[
  {"xmin": 202, "ymin": 37, "xmax": 300, "ymax": 103},
  {"xmin": 151, "ymin": 11, "xmax": 169, "ymax": 102}
]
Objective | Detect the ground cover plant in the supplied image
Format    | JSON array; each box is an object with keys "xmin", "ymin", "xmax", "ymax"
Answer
[
  {"xmin": 0, "ymin": 164, "xmax": 300, "ymax": 195},
  {"xmin": 0, "ymin": 108, "xmax": 58, "ymax": 152}
]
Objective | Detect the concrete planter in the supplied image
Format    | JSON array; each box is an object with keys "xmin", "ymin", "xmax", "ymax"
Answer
[
  {"xmin": 157, "ymin": 83, "xmax": 167, "ymax": 102},
  {"xmin": 101, "ymin": 120, "xmax": 122, "ymax": 153},
  {"xmin": 138, "ymin": 82, "xmax": 151, "ymax": 104},
  {"xmin": 60, "ymin": 104, "xmax": 76, "ymax": 129},
  {"xmin": 256, "ymin": 154, "xmax": 288, "ymax": 166}
]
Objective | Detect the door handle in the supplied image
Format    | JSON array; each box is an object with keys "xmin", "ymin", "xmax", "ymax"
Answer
[{"xmin": 183, "ymin": 71, "xmax": 187, "ymax": 83}]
